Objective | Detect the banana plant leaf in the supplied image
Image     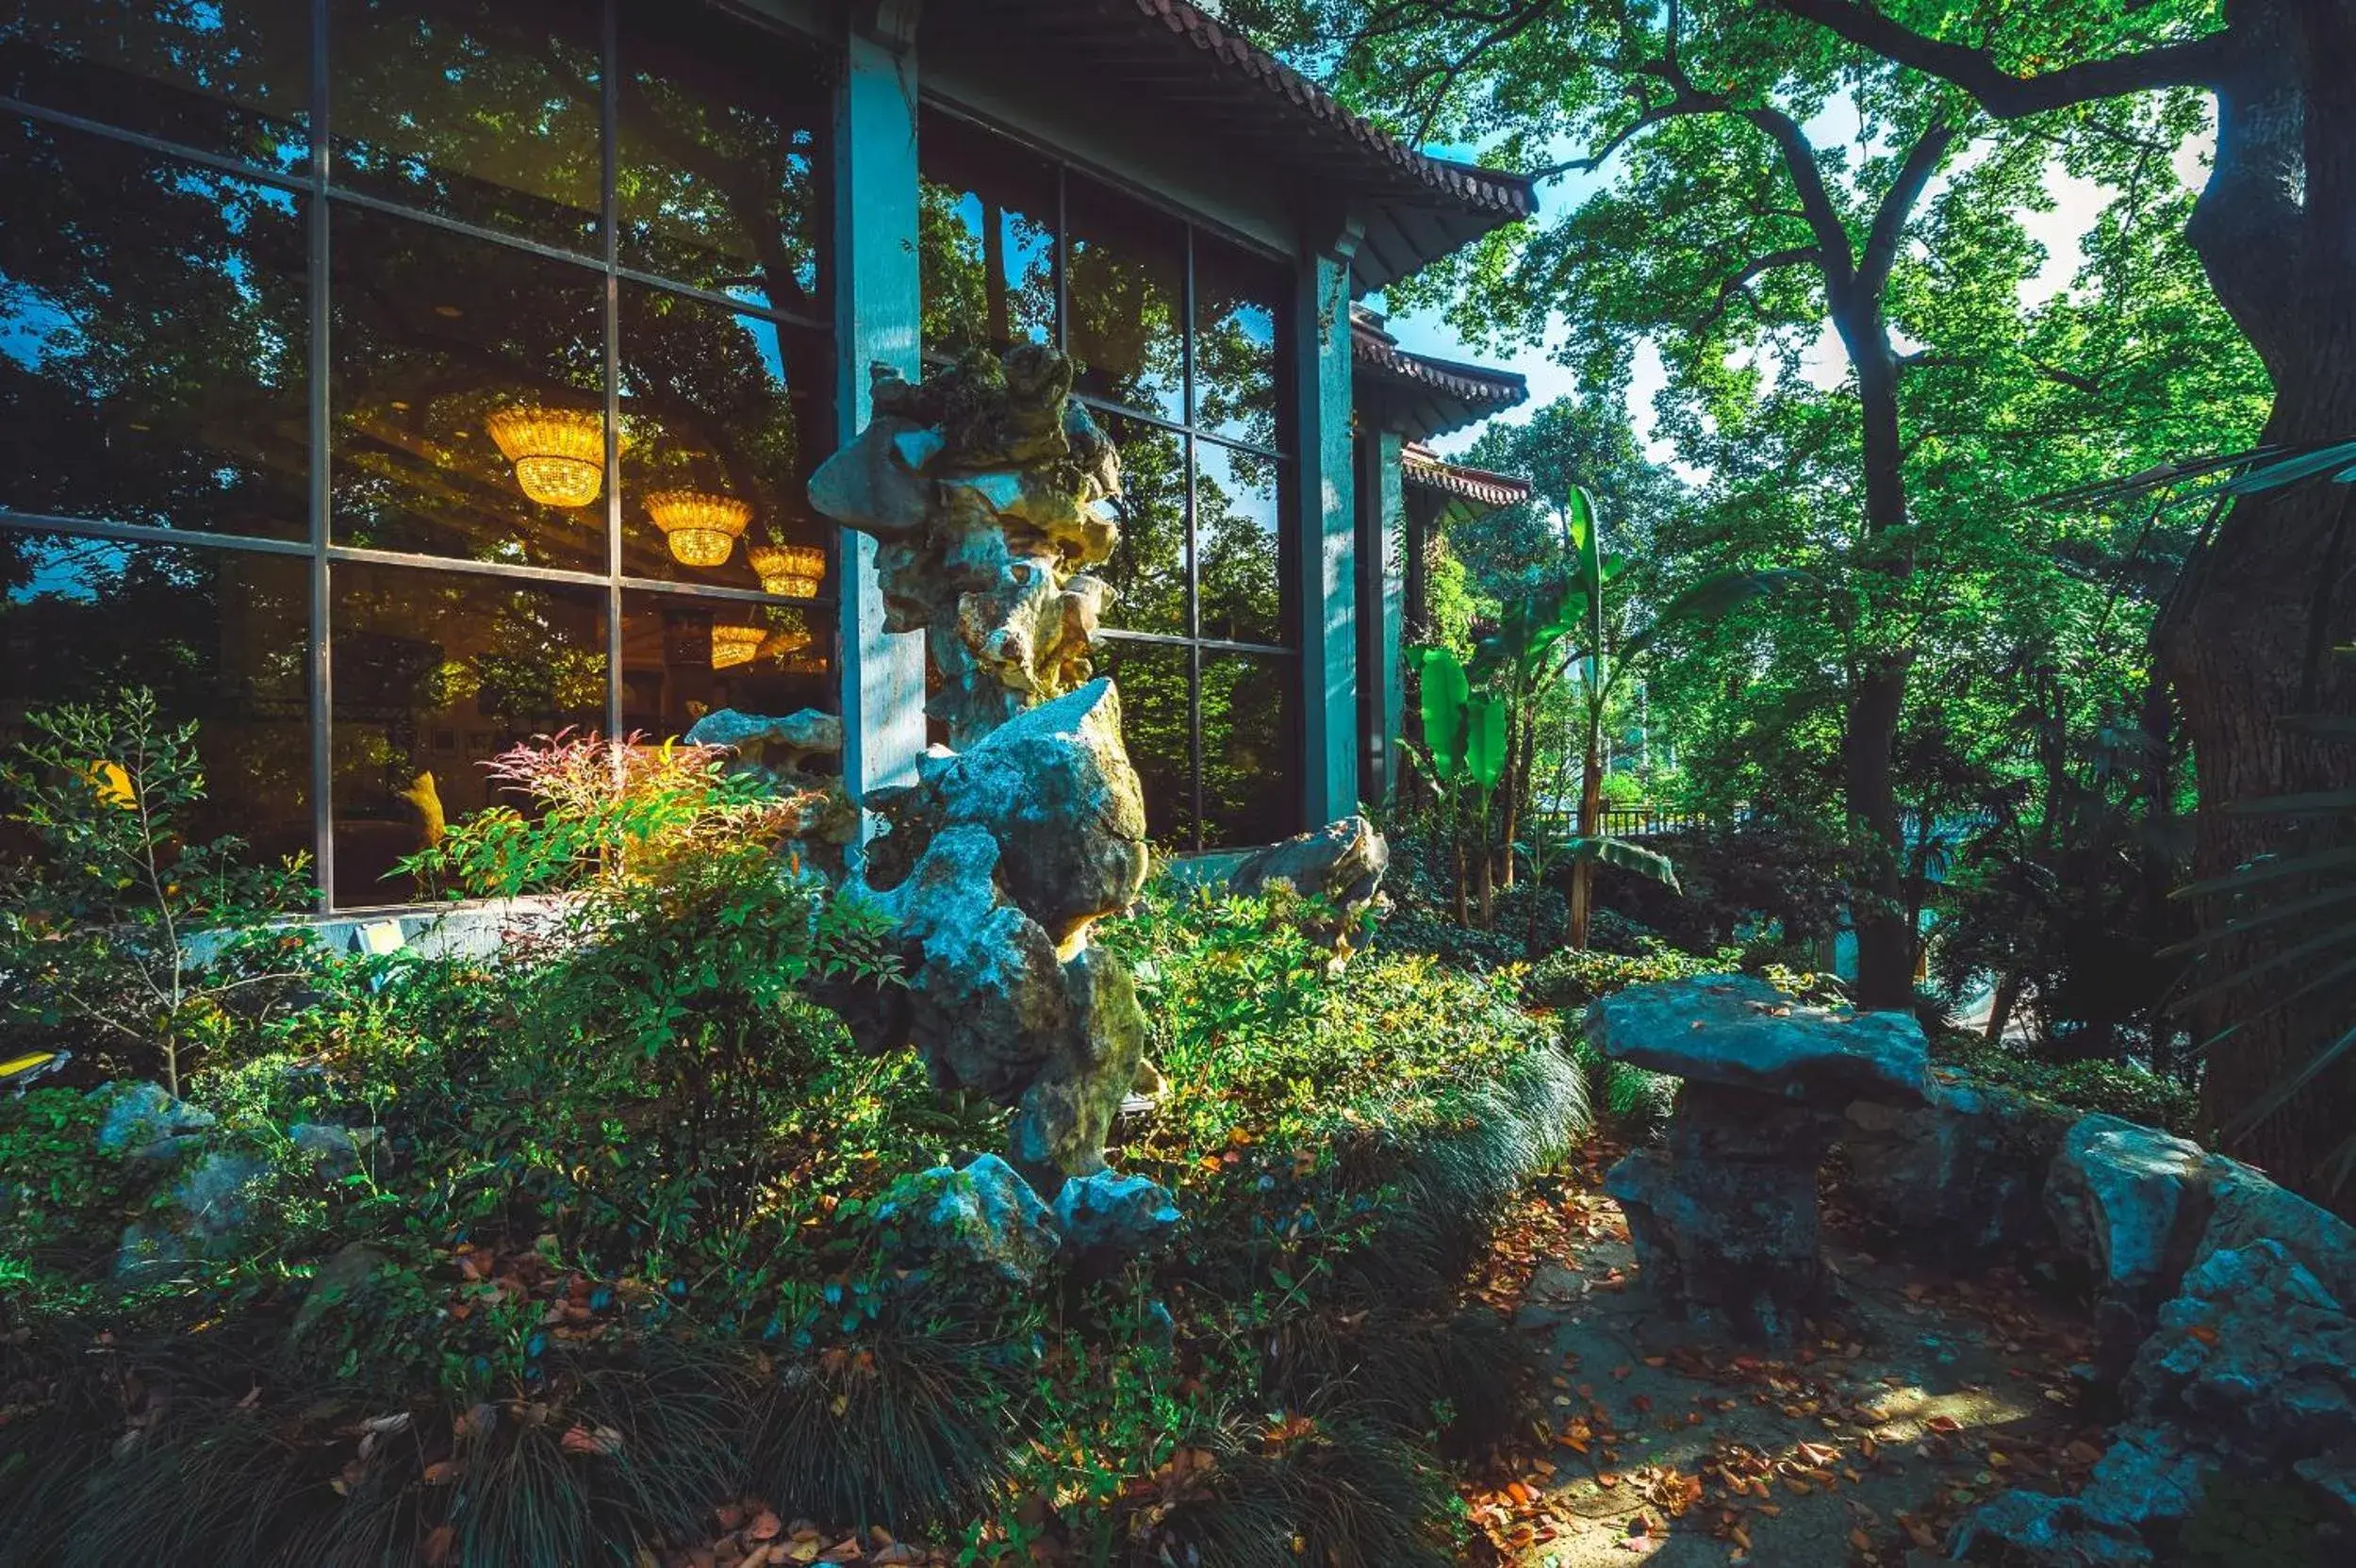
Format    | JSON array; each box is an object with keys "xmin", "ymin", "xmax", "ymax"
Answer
[
  {"xmin": 1465, "ymin": 690, "xmax": 1508, "ymax": 792},
  {"xmin": 1411, "ymin": 646, "xmax": 1470, "ymax": 782},
  {"xmin": 1561, "ymin": 834, "xmax": 1681, "ymax": 892}
]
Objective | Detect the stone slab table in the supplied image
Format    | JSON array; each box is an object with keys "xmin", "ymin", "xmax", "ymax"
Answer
[{"xmin": 1589, "ymin": 974, "xmax": 1929, "ymax": 1342}]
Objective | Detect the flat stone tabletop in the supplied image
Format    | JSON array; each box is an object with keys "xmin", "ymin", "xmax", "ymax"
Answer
[{"xmin": 1585, "ymin": 974, "xmax": 1929, "ymax": 1105}]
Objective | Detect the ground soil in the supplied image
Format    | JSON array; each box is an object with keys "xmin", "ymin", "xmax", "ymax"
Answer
[{"xmin": 1460, "ymin": 1146, "xmax": 2109, "ymax": 1568}]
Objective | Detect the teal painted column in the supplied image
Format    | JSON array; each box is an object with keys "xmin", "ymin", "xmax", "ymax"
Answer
[
  {"xmin": 1375, "ymin": 429, "xmax": 1405, "ymax": 802},
  {"xmin": 834, "ymin": 14, "xmax": 927, "ymax": 832},
  {"xmin": 1293, "ymin": 239, "xmax": 1360, "ymax": 827}
]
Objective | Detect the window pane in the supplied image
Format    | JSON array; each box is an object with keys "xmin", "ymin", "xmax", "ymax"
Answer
[
  {"xmin": 329, "ymin": 0, "xmax": 601, "ymax": 252},
  {"xmin": 621, "ymin": 592, "xmax": 834, "ymax": 758},
  {"xmin": 1193, "ymin": 236, "xmax": 1284, "ymax": 449},
  {"xmin": 1, "ymin": 120, "xmax": 308, "ymax": 539},
  {"xmin": 328, "ymin": 560, "xmax": 604, "ymax": 906},
  {"xmin": 1065, "ymin": 176, "xmax": 1183, "ymax": 421},
  {"xmin": 0, "ymin": 0, "xmax": 309, "ymax": 171},
  {"xmin": 1096, "ymin": 637, "xmax": 1194, "ymax": 850},
  {"xmin": 918, "ymin": 110, "xmax": 1056, "ymax": 363},
  {"xmin": 329, "ymin": 204, "xmax": 607, "ymax": 571},
  {"xmin": 1199, "ymin": 652, "xmax": 1295, "ymax": 848},
  {"xmin": 619, "ymin": 284, "xmax": 831, "ymax": 591},
  {"xmin": 1094, "ymin": 415, "xmax": 1185, "ymax": 636},
  {"xmin": 1, "ymin": 533, "xmax": 314, "ymax": 881},
  {"xmin": 1194, "ymin": 441, "xmax": 1286, "ymax": 647},
  {"xmin": 617, "ymin": 0, "xmax": 827, "ymax": 314}
]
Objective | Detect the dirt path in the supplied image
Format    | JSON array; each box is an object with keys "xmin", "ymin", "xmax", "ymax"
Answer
[{"xmin": 1462, "ymin": 1153, "xmax": 2108, "ymax": 1567}]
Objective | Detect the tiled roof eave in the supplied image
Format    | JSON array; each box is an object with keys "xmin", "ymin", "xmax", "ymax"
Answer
[
  {"xmin": 1401, "ymin": 449, "xmax": 1530, "ymax": 511},
  {"xmin": 1129, "ymin": 0, "xmax": 1536, "ymax": 223},
  {"xmin": 1351, "ymin": 325, "xmax": 1527, "ymax": 410}
]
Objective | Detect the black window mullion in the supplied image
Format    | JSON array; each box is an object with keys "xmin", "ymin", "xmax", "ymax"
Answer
[
  {"xmin": 1189, "ymin": 641, "xmax": 1204, "ymax": 852},
  {"xmin": 1053, "ymin": 165, "xmax": 1069, "ymax": 355},
  {"xmin": 0, "ymin": 95, "xmax": 308, "ymax": 195},
  {"xmin": 602, "ymin": 0, "xmax": 624, "ymax": 751},
  {"xmin": 307, "ymin": 0, "xmax": 334, "ymax": 914}
]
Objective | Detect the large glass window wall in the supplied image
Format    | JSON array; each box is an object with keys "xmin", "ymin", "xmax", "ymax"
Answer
[{"xmin": 0, "ymin": 0, "xmax": 836, "ymax": 910}]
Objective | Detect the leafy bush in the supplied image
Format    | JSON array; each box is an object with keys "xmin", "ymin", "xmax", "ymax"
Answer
[
  {"xmin": 1933, "ymin": 1033, "xmax": 2199, "ymax": 1135},
  {"xmin": 1522, "ymin": 935, "xmax": 1745, "ymax": 1011},
  {"xmin": 2, "ymin": 799, "xmax": 1578, "ymax": 1563},
  {"xmin": 0, "ymin": 687, "xmax": 320, "ymax": 1093},
  {"xmin": 1575, "ymin": 817, "xmax": 1850, "ymax": 955},
  {"xmin": 397, "ymin": 729, "xmax": 826, "ymax": 900}
]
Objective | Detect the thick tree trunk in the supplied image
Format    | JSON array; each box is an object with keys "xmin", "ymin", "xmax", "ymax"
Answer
[
  {"xmin": 1837, "ymin": 308, "xmax": 1919, "ymax": 1013},
  {"xmin": 2158, "ymin": 7, "xmax": 2356, "ymax": 1203},
  {"xmin": 1845, "ymin": 657, "xmax": 1915, "ymax": 1009}
]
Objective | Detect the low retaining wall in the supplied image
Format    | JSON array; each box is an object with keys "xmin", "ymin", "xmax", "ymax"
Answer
[{"xmin": 1837, "ymin": 1081, "xmax": 2356, "ymax": 1564}]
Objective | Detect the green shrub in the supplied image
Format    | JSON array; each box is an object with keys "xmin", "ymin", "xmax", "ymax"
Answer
[
  {"xmin": 2, "ymin": 771, "xmax": 1578, "ymax": 1565},
  {"xmin": 1523, "ymin": 935, "xmax": 1745, "ymax": 1011},
  {"xmin": 0, "ymin": 688, "xmax": 321, "ymax": 1094},
  {"xmin": 1933, "ymin": 1034, "xmax": 2200, "ymax": 1135}
]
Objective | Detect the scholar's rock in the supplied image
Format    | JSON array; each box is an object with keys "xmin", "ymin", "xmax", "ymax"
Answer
[
  {"xmin": 807, "ymin": 348, "xmax": 1162, "ymax": 1190},
  {"xmin": 875, "ymin": 1153, "xmax": 1062, "ymax": 1286},
  {"xmin": 830, "ymin": 681, "xmax": 1149, "ymax": 1186},
  {"xmin": 1228, "ymin": 815, "xmax": 1389, "ymax": 963},
  {"xmin": 1589, "ymin": 975, "xmax": 1928, "ymax": 1341}
]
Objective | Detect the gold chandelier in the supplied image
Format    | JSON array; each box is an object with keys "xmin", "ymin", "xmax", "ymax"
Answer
[
  {"xmin": 746, "ymin": 541, "xmax": 827, "ymax": 599},
  {"xmin": 485, "ymin": 405, "xmax": 614, "ymax": 508},
  {"xmin": 758, "ymin": 623, "xmax": 815, "ymax": 662},
  {"xmin": 647, "ymin": 489, "xmax": 752, "ymax": 568},
  {"xmin": 709, "ymin": 619, "xmax": 768, "ymax": 669}
]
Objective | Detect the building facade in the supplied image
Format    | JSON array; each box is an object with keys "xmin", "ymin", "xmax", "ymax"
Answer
[{"xmin": 0, "ymin": 0, "xmax": 1531, "ymax": 912}]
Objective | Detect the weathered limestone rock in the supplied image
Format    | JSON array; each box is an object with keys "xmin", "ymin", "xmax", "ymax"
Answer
[
  {"xmin": 1588, "ymin": 974, "xmax": 1928, "ymax": 1102},
  {"xmin": 115, "ymin": 1148, "xmax": 269, "ymax": 1285},
  {"xmin": 1590, "ymin": 975, "xmax": 1928, "ymax": 1341},
  {"xmin": 827, "ymin": 683, "xmax": 1148, "ymax": 1184},
  {"xmin": 682, "ymin": 707, "xmax": 860, "ymax": 874},
  {"xmin": 1228, "ymin": 815, "xmax": 1390, "ymax": 964},
  {"xmin": 1839, "ymin": 1080, "xmax": 2077, "ymax": 1261},
  {"xmin": 1606, "ymin": 1085, "xmax": 1845, "ymax": 1341},
  {"xmin": 93, "ymin": 1081, "xmax": 215, "ymax": 1164},
  {"xmin": 806, "ymin": 347, "xmax": 1159, "ymax": 1187},
  {"xmin": 288, "ymin": 1121, "xmax": 377, "ymax": 1177},
  {"xmin": 810, "ymin": 348, "xmax": 1119, "ymax": 750},
  {"xmin": 1054, "ymin": 1170, "xmax": 1182, "ymax": 1261},
  {"xmin": 874, "ymin": 1154, "xmax": 1063, "ymax": 1286},
  {"xmin": 2045, "ymin": 1114, "xmax": 2220, "ymax": 1378},
  {"xmin": 2196, "ymin": 1160, "xmax": 2356, "ymax": 1312},
  {"xmin": 1954, "ymin": 1237, "xmax": 2356, "ymax": 1566},
  {"xmin": 684, "ymin": 706, "xmax": 843, "ymax": 784}
]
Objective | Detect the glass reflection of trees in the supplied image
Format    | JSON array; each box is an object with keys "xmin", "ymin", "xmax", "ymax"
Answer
[
  {"xmin": 915, "ymin": 109, "xmax": 1298, "ymax": 849},
  {"xmin": 1, "ymin": 534, "xmax": 312, "ymax": 867},
  {"xmin": 1, "ymin": 117, "xmax": 309, "ymax": 538},
  {"xmin": 0, "ymin": 0, "xmax": 837, "ymax": 908}
]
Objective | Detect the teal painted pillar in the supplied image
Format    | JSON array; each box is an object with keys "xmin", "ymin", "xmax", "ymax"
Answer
[
  {"xmin": 835, "ymin": 13, "xmax": 927, "ymax": 832},
  {"xmin": 1293, "ymin": 238, "xmax": 1360, "ymax": 827},
  {"xmin": 1375, "ymin": 429, "xmax": 1406, "ymax": 802}
]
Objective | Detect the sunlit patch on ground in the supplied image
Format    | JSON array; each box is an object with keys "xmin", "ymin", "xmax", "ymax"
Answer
[{"xmin": 1458, "ymin": 1144, "xmax": 2108, "ymax": 1566}]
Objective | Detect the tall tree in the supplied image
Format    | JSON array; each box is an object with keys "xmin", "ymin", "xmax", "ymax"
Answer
[
  {"xmin": 1751, "ymin": 0, "xmax": 2356, "ymax": 1197},
  {"xmin": 1254, "ymin": 0, "xmax": 2029, "ymax": 1006}
]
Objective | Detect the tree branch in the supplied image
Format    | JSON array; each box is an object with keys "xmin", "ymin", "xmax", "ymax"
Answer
[
  {"xmin": 1697, "ymin": 245, "xmax": 1823, "ymax": 332},
  {"xmin": 1858, "ymin": 119, "xmax": 1956, "ymax": 294},
  {"xmin": 1771, "ymin": 0, "xmax": 2232, "ymax": 117},
  {"xmin": 1739, "ymin": 106, "xmax": 1856, "ymax": 288}
]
